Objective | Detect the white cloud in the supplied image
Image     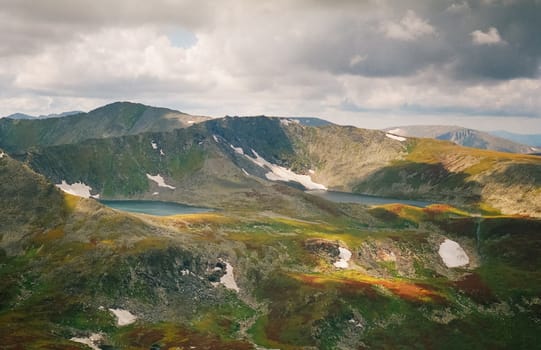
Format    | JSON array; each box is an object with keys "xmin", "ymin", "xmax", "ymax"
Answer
[
  {"xmin": 0, "ymin": 1, "xmax": 540, "ymax": 133},
  {"xmin": 471, "ymin": 27, "xmax": 505, "ymax": 45},
  {"xmin": 445, "ymin": 2, "xmax": 470, "ymax": 14},
  {"xmin": 349, "ymin": 54, "xmax": 366, "ymax": 67},
  {"xmin": 380, "ymin": 10, "xmax": 435, "ymax": 41}
]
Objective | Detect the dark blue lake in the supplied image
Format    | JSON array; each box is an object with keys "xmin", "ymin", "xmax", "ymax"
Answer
[{"xmin": 99, "ymin": 200, "xmax": 213, "ymax": 216}]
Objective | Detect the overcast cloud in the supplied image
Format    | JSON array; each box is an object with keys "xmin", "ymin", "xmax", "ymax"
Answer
[{"xmin": 0, "ymin": 0, "xmax": 540, "ymax": 132}]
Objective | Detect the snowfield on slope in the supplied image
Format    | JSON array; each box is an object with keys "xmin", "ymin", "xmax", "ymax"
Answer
[
  {"xmin": 212, "ymin": 262, "xmax": 240, "ymax": 292},
  {"xmin": 56, "ymin": 180, "xmax": 94, "ymax": 198},
  {"xmin": 386, "ymin": 133, "xmax": 406, "ymax": 142},
  {"xmin": 109, "ymin": 308, "xmax": 137, "ymax": 326},
  {"xmin": 334, "ymin": 247, "xmax": 352, "ymax": 268},
  {"xmin": 245, "ymin": 149, "xmax": 327, "ymax": 190},
  {"xmin": 230, "ymin": 144, "xmax": 244, "ymax": 155},
  {"xmin": 70, "ymin": 333, "xmax": 103, "ymax": 350},
  {"xmin": 438, "ymin": 239, "xmax": 469, "ymax": 268},
  {"xmin": 146, "ymin": 174, "xmax": 176, "ymax": 189}
]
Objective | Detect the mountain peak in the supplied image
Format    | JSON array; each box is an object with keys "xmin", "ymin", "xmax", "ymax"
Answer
[{"xmin": 385, "ymin": 125, "xmax": 535, "ymax": 154}]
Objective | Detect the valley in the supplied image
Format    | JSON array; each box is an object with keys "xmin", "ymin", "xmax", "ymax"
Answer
[{"xmin": 1, "ymin": 102, "xmax": 540, "ymax": 349}]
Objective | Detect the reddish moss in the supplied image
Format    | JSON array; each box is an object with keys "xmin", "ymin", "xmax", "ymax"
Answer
[{"xmin": 454, "ymin": 273, "xmax": 497, "ymax": 304}]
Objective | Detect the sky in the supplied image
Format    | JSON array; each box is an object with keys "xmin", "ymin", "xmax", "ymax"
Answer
[{"xmin": 0, "ymin": 0, "xmax": 540, "ymax": 133}]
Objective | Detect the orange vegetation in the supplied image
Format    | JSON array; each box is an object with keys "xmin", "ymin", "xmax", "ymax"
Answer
[{"xmin": 291, "ymin": 271, "xmax": 445, "ymax": 303}]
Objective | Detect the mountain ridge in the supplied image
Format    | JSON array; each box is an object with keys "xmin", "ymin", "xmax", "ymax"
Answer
[
  {"xmin": 0, "ymin": 101, "xmax": 210, "ymax": 153},
  {"xmin": 386, "ymin": 125, "xmax": 538, "ymax": 154},
  {"xmin": 14, "ymin": 114, "xmax": 541, "ymax": 217}
]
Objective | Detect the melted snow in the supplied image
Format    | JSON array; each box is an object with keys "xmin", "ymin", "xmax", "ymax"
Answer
[
  {"xmin": 334, "ymin": 247, "xmax": 352, "ymax": 268},
  {"xmin": 246, "ymin": 149, "xmax": 327, "ymax": 190},
  {"xmin": 70, "ymin": 333, "xmax": 103, "ymax": 350},
  {"xmin": 109, "ymin": 308, "xmax": 137, "ymax": 326},
  {"xmin": 146, "ymin": 174, "xmax": 176, "ymax": 189},
  {"xmin": 212, "ymin": 262, "xmax": 240, "ymax": 292},
  {"xmin": 230, "ymin": 144, "xmax": 245, "ymax": 155},
  {"xmin": 386, "ymin": 133, "xmax": 406, "ymax": 142},
  {"xmin": 438, "ymin": 239, "xmax": 469, "ymax": 268},
  {"xmin": 56, "ymin": 180, "xmax": 93, "ymax": 198}
]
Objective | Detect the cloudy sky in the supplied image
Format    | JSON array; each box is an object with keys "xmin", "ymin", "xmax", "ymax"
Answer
[{"xmin": 0, "ymin": 0, "xmax": 540, "ymax": 132}]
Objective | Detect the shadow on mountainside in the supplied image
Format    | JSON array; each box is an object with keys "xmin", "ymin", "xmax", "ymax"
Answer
[
  {"xmin": 353, "ymin": 161, "xmax": 483, "ymax": 204},
  {"xmin": 205, "ymin": 116, "xmax": 296, "ymax": 166}
]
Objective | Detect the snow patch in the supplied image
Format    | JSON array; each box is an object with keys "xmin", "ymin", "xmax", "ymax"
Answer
[
  {"xmin": 242, "ymin": 168, "xmax": 250, "ymax": 176},
  {"xmin": 438, "ymin": 239, "xmax": 469, "ymax": 268},
  {"xmin": 0, "ymin": 152, "xmax": 5, "ymax": 158},
  {"xmin": 187, "ymin": 120, "xmax": 195, "ymax": 124},
  {"xmin": 70, "ymin": 333, "xmax": 103, "ymax": 350},
  {"xmin": 308, "ymin": 169, "xmax": 315, "ymax": 174},
  {"xmin": 230, "ymin": 144, "xmax": 245, "ymax": 155},
  {"xmin": 56, "ymin": 180, "xmax": 93, "ymax": 198},
  {"xmin": 146, "ymin": 174, "xmax": 176, "ymax": 189},
  {"xmin": 152, "ymin": 192, "xmax": 159, "ymax": 196},
  {"xmin": 246, "ymin": 149, "xmax": 327, "ymax": 190},
  {"xmin": 91, "ymin": 193, "xmax": 100, "ymax": 199},
  {"xmin": 151, "ymin": 140, "xmax": 158, "ymax": 149},
  {"xmin": 280, "ymin": 118, "xmax": 300, "ymax": 126},
  {"xmin": 386, "ymin": 133, "xmax": 406, "ymax": 142},
  {"xmin": 212, "ymin": 262, "xmax": 240, "ymax": 292},
  {"xmin": 212, "ymin": 134, "xmax": 219, "ymax": 143},
  {"xmin": 109, "ymin": 308, "xmax": 137, "ymax": 326},
  {"xmin": 160, "ymin": 149, "xmax": 165, "ymax": 156},
  {"xmin": 387, "ymin": 128, "xmax": 405, "ymax": 135},
  {"xmin": 334, "ymin": 247, "xmax": 352, "ymax": 268}
]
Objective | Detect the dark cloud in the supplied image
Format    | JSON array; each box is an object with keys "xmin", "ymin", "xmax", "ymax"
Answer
[{"xmin": 290, "ymin": 0, "xmax": 541, "ymax": 80}]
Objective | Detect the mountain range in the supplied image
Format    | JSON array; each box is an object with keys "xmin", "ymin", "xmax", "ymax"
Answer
[
  {"xmin": 4, "ymin": 110, "xmax": 84, "ymax": 120},
  {"xmin": 1, "ymin": 102, "xmax": 540, "ymax": 349},
  {"xmin": 386, "ymin": 125, "xmax": 540, "ymax": 154},
  {"xmin": 2, "ymin": 102, "xmax": 537, "ymax": 216},
  {"xmin": 490, "ymin": 130, "xmax": 541, "ymax": 147},
  {"xmin": 0, "ymin": 102, "xmax": 209, "ymax": 153}
]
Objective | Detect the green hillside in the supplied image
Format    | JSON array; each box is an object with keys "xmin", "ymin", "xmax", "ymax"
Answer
[
  {"xmin": 0, "ymin": 102, "xmax": 209, "ymax": 153},
  {"xmin": 1, "ymin": 153, "xmax": 541, "ymax": 349},
  {"xmin": 15, "ymin": 115, "xmax": 540, "ymax": 217}
]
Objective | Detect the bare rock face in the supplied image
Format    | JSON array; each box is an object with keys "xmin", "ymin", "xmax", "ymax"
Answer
[{"xmin": 304, "ymin": 238, "xmax": 340, "ymax": 260}]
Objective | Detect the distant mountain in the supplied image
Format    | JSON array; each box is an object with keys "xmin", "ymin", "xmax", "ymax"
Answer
[
  {"xmin": 0, "ymin": 101, "xmax": 210, "ymax": 153},
  {"xmin": 41, "ymin": 110, "xmax": 84, "ymax": 119},
  {"xmin": 4, "ymin": 112, "xmax": 36, "ymax": 120},
  {"xmin": 287, "ymin": 117, "xmax": 334, "ymax": 127},
  {"xmin": 386, "ymin": 125, "xmax": 539, "ymax": 154},
  {"xmin": 4, "ymin": 110, "xmax": 83, "ymax": 120},
  {"xmin": 490, "ymin": 130, "xmax": 541, "ymax": 147}
]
